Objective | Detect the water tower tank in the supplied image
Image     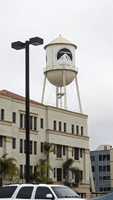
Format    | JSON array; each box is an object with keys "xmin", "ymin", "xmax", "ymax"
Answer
[
  {"xmin": 42, "ymin": 35, "xmax": 82, "ymax": 113},
  {"xmin": 44, "ymin": 35, "xmax": 78, "ymax": 87}
]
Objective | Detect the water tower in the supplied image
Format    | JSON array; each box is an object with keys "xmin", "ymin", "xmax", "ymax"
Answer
[{"xmin": 41, "ymin": 35, "xmax": 82, "ymax": 113}]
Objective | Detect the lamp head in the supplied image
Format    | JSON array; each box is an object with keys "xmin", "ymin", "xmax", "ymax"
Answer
[
  {"xmin": 11, "ymin": 41, "xmax": 26, "ymax": 50},
  {"xmin": 30, "ymin": 37, "xmax": 43, "ymax": 46}
]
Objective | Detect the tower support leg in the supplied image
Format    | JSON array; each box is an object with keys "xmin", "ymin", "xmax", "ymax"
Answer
[
  {"xmin": 75, "ymin": 74, "xmax": 82, "ymax": 113},
  {"xmin": 60, "ymin": 87, "xmax": 62, "ymax": 108},
  {"xmin": 63, "ymin": 70, "xmax": 67, "ymax": 109},
  {"xmin": 41, "ymin": 74, "xmax": 47, "ymax": 104},
  {"xmin": 56, "ymin": 86, "xmax": 58, "ymax": 107}
]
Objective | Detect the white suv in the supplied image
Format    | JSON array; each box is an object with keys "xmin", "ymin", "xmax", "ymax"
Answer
[{"xmin": 0, "ymin": 184, "xmax": 85, "ymax": 200}]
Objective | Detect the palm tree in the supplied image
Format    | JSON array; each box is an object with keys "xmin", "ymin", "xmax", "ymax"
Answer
[
  {"xmin": 43, "ymin": 141, "xmax": 56, "ymax": 177},
  {"xmin": 62, "ymin": 158, "xmax": 73, "ymax": 182},
  {"xmin": 35, "ymin": 159, "xmax": 53, "ymax": 175},
  {"xmin": 62, "ymin": 158, "xmax": 83, "ymax": 188},
  {"xmin": 0, "ymin": 153, "xmax": 19, "ymax": 186},
  {"xmin": 43, "ymin": 141, "xmax": 56, "ymax": 159},
  {"xmin": 35, "ymin": 159, "xmax": 53, "ymax": 183}
]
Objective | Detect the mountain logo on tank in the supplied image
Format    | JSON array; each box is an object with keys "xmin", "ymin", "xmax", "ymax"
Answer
[{"xmin": 57, "ymin": 48, "xmax": 72, "ymax": 65}]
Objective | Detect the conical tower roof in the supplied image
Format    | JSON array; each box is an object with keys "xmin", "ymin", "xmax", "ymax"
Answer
[{"xmin": 44, "ymin": 35, "xmax": 77, "ymax": 49}]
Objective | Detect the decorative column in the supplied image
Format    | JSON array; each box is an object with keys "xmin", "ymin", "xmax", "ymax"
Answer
[
  {"xmin": 4, "ymin": 136, "xmax": 12, "ymax": 157},
  {"xmin": 83, "ymin": 148, "xmax": 90, "ymax": 184},
  {"xmin": 67, "ymin": 146, "xmax": 73, "ymax": 182}
]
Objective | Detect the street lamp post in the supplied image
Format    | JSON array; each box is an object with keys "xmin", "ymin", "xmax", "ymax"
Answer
[{"xmin": 11, "ymin": 37, "xmax": 43, "ymax": 183}]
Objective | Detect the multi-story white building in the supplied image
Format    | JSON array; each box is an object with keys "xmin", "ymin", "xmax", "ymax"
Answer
[
  {"xmin": 0, "ymin": 89, "xmax": 90, "ymax": 198},
  {"xmin": 90, "ymin": 145, "xmax": 113, "ymax": 194}
]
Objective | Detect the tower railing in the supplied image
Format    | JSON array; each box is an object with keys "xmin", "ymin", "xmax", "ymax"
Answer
[{"xmin": 43, "ymin": 65, "xmax": 78, "ymax": 73}]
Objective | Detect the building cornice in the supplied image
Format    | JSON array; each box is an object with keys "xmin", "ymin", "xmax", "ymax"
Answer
[
  {"xmin": 5, "ymin": 136, "xmax": 13, "ymax": 142},
  {"xmin": 19, "ymin": 110, "xmax": 38, "ymax": 117},
  {"xmin": 0, "ymin": 120, "xmax": 12, "ymax": 126},
  {"xmin": 0, "ymin": 91, "xmax": 88, "ymax": 117},
  {"xmin": 46, "ymin": 129, "xmax": 89, "ymax": 140},
  {"xmin": 83, "ymin": 148, "xmax": 90, "ymax": 154},
  {"xmin": 46, "ymin": 105, "xmax": 88, "ymax": 118},
  {"xmin": 19, "ymin": 128, "xmax": 38, "ymax": 135}
]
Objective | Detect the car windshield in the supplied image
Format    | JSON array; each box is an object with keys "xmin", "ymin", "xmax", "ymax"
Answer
[{"xmin": 51, "ymin": 186, "xmax": 80, "ymax": 198}]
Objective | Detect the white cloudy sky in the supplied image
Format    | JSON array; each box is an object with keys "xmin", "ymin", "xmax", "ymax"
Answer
[{"xmin": 0, "ymin": 0, "xmax": 113, "ymax": 151}]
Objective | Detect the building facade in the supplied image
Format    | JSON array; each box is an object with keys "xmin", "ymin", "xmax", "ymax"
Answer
[
  {"xmin": 0, "ymin": 90, "xmax": 90, "ymax": 198},
  {"xmin": 90, "ymin": 145, "xmax": 112, "ymax": 193}
]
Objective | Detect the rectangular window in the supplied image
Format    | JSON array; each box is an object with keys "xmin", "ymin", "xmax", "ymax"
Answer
[
  {"xmin": 12, "ymin": 112, "xmax": 16, "ymax": 123},
  {"xmin": 64, "ymin": 123, "xmax": 66, "ymax": 132},
  {"xmin": 53, "ymin": 120, "xmax": 56, "ymax": 130},
  {"xmin": 107, "ymin": 176, "xmax": 110, "ymax": 180},
  {"xmin": 41, "ymin": 142, "xmax": 43, "ymax": 153},
  {"xmin": 1, "ymin": 109, "xmax": 4, "ymax": 120},
  {"xmin": 24, "ymin": 115, "xmax": 26, "ymax": 128},
  {"xmin": 20, "ymin": 139, "xmax": 23, "ymax": 153},
  {"xmin": 54, "ymin": 168, "xmax": 56, "ymax": 178},
  {"xmin": 57, "ymin": 168, "xmax": 62, "ymax": 181},
  {"xmin": 107, "ymin": 165, "xmax": 110, "ymax": 171},
  {"xmin": 72, "ymin": 124, "xmax": 74, "ymax": 134},
  {"xmin": 30, "ymin": 141, "xmax": 32, "ymax": 154},
  {"xmin": 92, "ymin": 166, "xmax": 95, "ymax": 172},
  {"xmin": 103, "ymin": 155, "xmax": 106, "ymax": 161},
  {"xmin": 108, "ymin": 187, "xmax": 111, "ymax": 191},
  {"xmin": 74, "ymin": 148, "xmax": 79, "ymax": 160},
  {"xmin": 99, "ymin": 166, "xmax": 102, "ymax": 172},
  {"xmin": 34, "ymin": 117, "xmax": 37, "ymax": 130},
  {"xmin": 20, "ymin": 165, "xmax": 23, "ymax": 178},
  {"xmin": 104, "ymin": 187, "xmax": 107, "ymax": 192},
  {"xmin": 12, "ymin": 138, "xmax": 16, "ymax": 149},
  {"xmin": 63, "ymin": 146, "xmax": 65, "ymax": 156},
  {"xmin": 91, "ymin": 156, "xmax": 95, "ymax": 162},
  {"xmin": 81, "ymin": 170, "xmax": 83, "ymax": 180},
  {"xmin": 40, "ymin": 118, "xmax": 43, "ymax": 129},
  {"xmin": 24, "ymin": 140, "xmax": 26, "ymax": 154},
  {"xmin": 107, "ymin": 154, "xmax": 110, "ymax": 161},
  {"xmin": 72, "ymin": 148, "xmax": 73, "ymax": 157},
  {"xmin": 30, "ymin": 116, "xmax": 32, "ymax": 130},
  {"xmin": 99, "ymin": 155, "xmax": 102, "ymax": 161},
  {"xmin": 80, "ymin": 149, "xmax": 82, "ymax": 158},
  {"xmin": 103, "ymin": 176, "xmax": 106, "ymax": 180},
  {"xmin": 57, "ymin": 145, "xmax": 62, "ymax": 158},
  {"xmin": 76, "ymin": 125, "xmax": 79, "ymax": 135},
  {"xmin": 81, "ymin": 126, "xmax": 83, "ymax": 135},
  {"xmin": 59, "ymin": 122, "xmax": 61, "ymax": 131},
  {"xmin": 20, "ymin": 114, "xmax": 23, "ymax": 128},
  {"xmin": 54, "ymin": 145, "xmax": 56, "ymax": 154},
  {"xmin": 100, "ymin": 187, "xmax": 103, "ymax": 192},
  {"xmin": 99, "ymin": 176, "xmax": 102, "ymax": 180},
  {"xmin": 0, "ymin": 136, "xmax": 2, "ymax": 147},
  {"xmin": 34, "ymin": 141, "xmax": 37, "ymax": 155},
  {"xmin": 103, "ymin": 165, "xmax": 106, "ymax": 172}
]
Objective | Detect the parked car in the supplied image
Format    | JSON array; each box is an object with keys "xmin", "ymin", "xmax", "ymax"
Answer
[{"xmin": 0, "ymin": 184, "xmax": 85, "ymax": 200}]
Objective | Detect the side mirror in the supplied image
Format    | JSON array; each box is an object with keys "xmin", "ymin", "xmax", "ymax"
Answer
[{"xmin": 46, "ymin": 194, "xmax": 54, "ymax": 199}]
